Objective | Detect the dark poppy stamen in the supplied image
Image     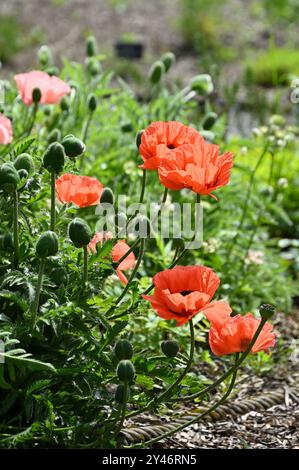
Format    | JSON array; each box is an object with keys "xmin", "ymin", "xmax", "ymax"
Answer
[
  {"xmin": 180, "ymin": 290, "xmax": 192, "ymax": 296},
  {"xmin": 167, "ymin": 144, "xmax": 175, "ymax": 149}
]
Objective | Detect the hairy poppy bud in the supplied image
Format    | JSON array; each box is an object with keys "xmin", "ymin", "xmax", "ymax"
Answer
[
  {"xmin": 0, "ymin": 233, "xmax": 14, "ymax": 253},
  {"xmin": 36, "ymin": 231, "xmax": 59, "ymax": 258},
  {"xmin": 100, "ymin": 187, "xmax": 114, "ymax": 206},
  {"xmin": 136, "ymin": 130, "xmax": 144, "ymax": 149},
  {"xmin": 149, "ymin": 60, "xmax": 165, "ymax": 84},
  {"xmin": 86, "ymin": 35, "xmax": 97, "ymax": 57},
  {"xmin": 62, "ymin": 135, "xmax": 86, "ymax": 159},
  {"xmin": 121, "ymin": 122, "xmax": 133, "ymax": 133},
  {"xmin": 38, "ymin": 45, "xmax": 52, "ymax": 66},
  {"xmin": 202, "ymin": 112, "xmax": 218, "ymax": 130},
  {"xmin": 86, "ymin": 57, "xmax": 101, "ymax": 76},
  {"xmin": 161, "ymin": 52, "xmax": 175, "ymax": 73},
  {"xmin": 47, "ymin": 128, "xmax": 61, "ymax": 144},
  {"xmin": 50, "ymin": 267, "xmax": 68, "ymax": 287},
  {"xmin": 44, "ymin": 66, "xmax": 59, "ymax": 77},
  {"xmin": 161, "ymin": 340, "xmax": 180, "ymax": 357},
  {"xmin": 259, "ymin": 304, "xmax": 276, "ymax": 320},
  {"xmin": 191, "ymin": 74, "xmax": 214, "ymax": 95},
  {"xmin": 87, "ymin": 94, "xmax": 97, "ymax": 112},
  {"xmin": 32, "ymin": 87, "xmax": 42, "ymax": 104},
  {"xmin": 14, "ymin": 153, "xmax": 34, "ymax": 173},
  {"xmin": 68, "ymin": 217, "xmax": 93, "ymax": 248},
  {"xmin": 116, "ymin": 360, "xmax": 135, "ymax": 383},
  {"xmin": 0, "ymin": 163, "xmax": 20, "ymax": 193},
  {"xmin": 115, "ymin": 384, "xmax": 130, "ymax": 404},
  {"xmin": 18, "ymin": 168, "xmax": 28, "ymax": 180},
  {"xmin": 60, "ymin": 96, "xmax": 70, "ymax": 112},
  {"xmin": 43, "ymin": 142, "xmax": 65, "ymax": 174},
  {"xmin": 114, "ymin": 339, "xmax": 133, "ymax": 360}
]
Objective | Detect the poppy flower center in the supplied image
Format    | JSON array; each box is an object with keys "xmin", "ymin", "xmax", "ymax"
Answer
[
  {"xmin": 167, "ymin": 144, "xmax": 176, "ymax": 149},
  {"xmin": 180, "ymin": 290, "xmax": 193, "ymax": 297},
  {"xmin": 240, "ymin": 338, "xmax": 251, "ymax": 351}
]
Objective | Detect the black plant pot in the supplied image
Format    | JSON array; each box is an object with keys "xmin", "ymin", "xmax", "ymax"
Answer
[{"xmin": 115, "ymin": 42, "xmax": 144, "ymax": 60}]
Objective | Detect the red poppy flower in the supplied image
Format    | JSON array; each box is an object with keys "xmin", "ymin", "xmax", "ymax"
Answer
[
  {"xmin": 144, "ymin": 265, "xmax": 232, "ymax": 326},
  {"xmin": 88, "ymin": 231, "xmax": 113, "ymax": 254},
  {"xmin": 0, "ymin": 114, "xmax": 13, "ymax": 144},
  {"xmin": 15, "ymin": 71, "xmax": 71, "ymax": 106},
  {"xmin": 139, "ymin": 121, "xmax": 203, "ymax": 170},
  {"xmin": 55, "ymin": 174, "xmax": 103, "ymax": 208},
  {"xmin": 158, "ymin": 140, "xmax": 234, "ymax": 199},
  {"xmin": 207, "ymin": 312, "xmax": 276, "ymax": 356},
  {"xmin": 112, "ymin": 240, "xmax": 136, "ymax": 285}
]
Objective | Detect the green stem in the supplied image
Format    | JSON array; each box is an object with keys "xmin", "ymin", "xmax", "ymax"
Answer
[
  {"xmin": 50, "ymin": 172, "xmax": 56, "ymax": 231},
  {"xmin": 26, "ymin": 102, "xmax": 38, "ymax": 136},
  {"xmin": 31, "ymin": 258, "xmax": 46, "ymax": 330},
  {"xmin": 83, "ymin": 246, "xmax": 88, "ymax": 285},
  {"xmin": 116, "ymin": 382, "xmax": 129, "ymax": 441},
  {"xmin": 81, "ymin": 111, "xmax": 93, "ymax": 143},
  {"xmin": 126, "ymin": 170, "xmax": 147, "ymax": 230},
  {"xmin": 13, "ymin": 190, "xmax": 19, "ymax": 268}
]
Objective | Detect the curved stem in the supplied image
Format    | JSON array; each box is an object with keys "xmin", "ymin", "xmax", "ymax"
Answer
[
  {"xmin": 115, "ymin": 382, "xmax": 129, "ymax": 442},
  {"xmin": 50, "ymin": 172, "xmax": 56, "ymax": 231},
  {"xmin": 12, "ymin": 190, "xmax": 20, "ymax": 268},
  {"xmin": 31, "ymin": 258, "xmax": 46, "ymax": 330},
  {"xmin": 81, "ymin": 111, "xmax": 93, "ymax": 143},
  {"xmin": 83, "ymin": 246, "xmax": 88, "ymax": 285},
  {"xmin": 26, "ymin": 103, "xmax": 38, "ymax": 136}
]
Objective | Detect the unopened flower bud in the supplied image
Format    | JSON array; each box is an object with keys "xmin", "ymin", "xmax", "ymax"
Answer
[
  {"xmin": 47, "ymin": 128, "xmax": 61, "ymax": 144},
  {"xmin": 161, "ymin": 340, "xmax": 180, "ymax": 357},
  {"xmin": 191, "ymin": 74, "xmax": 214, "ymax": 95},
  {"xmin": 149, "ymin": 60, "xmax": 165, "ymax": 84},
  {"xmin": 60, "ymin": 96, "xmax": 70, "ymax": 112},
  {"xmin": 0, "ymin": 233, "xmax": 14, "ymax": 253},
  {"xmin": 68, "ymin": 218, "xmax": 93, "ymax": 248},
  {"xmin": 32, "ymin": 87, "xmax": 42, "ymax": 104},
  {"xmin": 114, "ymin": 339, "xmax": 134, "ymax": 360},
  {"xmin": 50, "ymin": 267, "xmax": 68, "ymax": 286},
  {"xmin": 121, "ymin": 122, "xmax": 133, "ymax": 133},
  {"xmin": 0, "ymin": 163, "xmax": 20, "ymax": 193},
  {"xmin": 18, "ymin": 168, "xmax": 28, "ymax": 180},
  {"xmin": 87, "ymin": 94, "xmax": 97, "ymax": 112},
  {"xmin": 86, "ymin": 35, "xmax": 97, "ymax": 57},
  {"xmin": 100, "ymin": 187, "xmax": 114, "ymax": 206},
  {"xmin": 136, "ymin": 130, "xmax": 144, "ymax": 149},
  {"xmin": 202, "ymin": 112, "xmax": 218, "ymax": 130},
  {"xmin": 38, "ymin": 45, "xmax": 52, "ymax": 66},
  {"xmin": 62, "ymin": 134, "xmax": 86, "ymax": 158},
  {"xmin": 36, "ymin": 231, "xmax": 59, "ymax": 258},
  {"xmin": 259, "ymin": 304, "xmax": 275, "ymax": 320},
  {"xmin": 115, "ymin": 384, "xmax": 130, "ymax": 404},
  {"xmin": 44, "ymin": 66, "xmax": 59, "ymax": 77},
  {"xmin": 43, "ymin": 142, "xmax": 65, "ymax": 173},
  {"xmin": 14, "ymin": 153, "xmax": 34, "ymax": 173},
  {"xmin": 116, "ymin": 360, "xmax": 135, "ymax": 383},
  {"xmin": 161, "ymin": 52, "xmax": 175, "ymax": 73}
]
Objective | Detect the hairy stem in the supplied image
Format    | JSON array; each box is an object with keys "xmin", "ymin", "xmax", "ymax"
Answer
[
  {"xmin": 50, "ymin": 172, "xmax": 56, "ymax": 231},
  {"xmin": 31, "ymin": 259, "xmax": 46, "ymax": 330},
  {"xmin": 83, "ymin": 245, "xmax": 88, "ymax": 285},
  {"xmin": 13, "ymin": 190, "xmax": 20, "ymax": 268}
]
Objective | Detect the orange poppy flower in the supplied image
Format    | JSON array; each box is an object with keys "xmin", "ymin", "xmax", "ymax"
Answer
[
  {"xmin": 206, "ymin": 311, "xmax": 276, "ymax": 356},
  {"xmin": 158, "ymin": 140, "xmax": 234, "ymax": 199},
  {"xmin": 143, "ymin": 265, "xmax": 232, "ymax": 326},
  {"xmin": 88, "ymin": 231, "xmax": 113, "ymax": 254},
  {"xmin": 55, "ymin": 174, "xmax": 103, "ymax": 208},
  {"xmin": 139, "ymin": 121, "xmax": 203, "ymax": 170},
  {"xmin": 15, "ymin": 71, "xmax": 71, "ymax": 106},
  {"xmin": 112, "ymin": 240, "xmax": 136, "ymax": 285}
]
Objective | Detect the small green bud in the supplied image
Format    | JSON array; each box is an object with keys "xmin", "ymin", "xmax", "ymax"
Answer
[
  {"xmin": 86, "ymin": 35, "xmax": 97, "ymax": 57},
  {"xmin": 44, "ymin": 66, "xmax": 59, "ymax": 77},
  {"xmin": 259, "ymin": 304, "xmax": 276, "ymax": 320},
  {"xmin": 32, "ymin": 87, "xmax": 42, "ymax": 104},
  {"xmin": 0, "ymin": 233, "xmax": 14, "ymax": 253},
  {"xmin": 0, "ymin": 163, "xmax": 20, "ymax": 193},
  {"xmin": 85, "ymin": 57, "xmax": 101, "ymax": 76},
  {"xmin": 14, "ymin": 153, "xmax": 34, "ymax": 173},
  {"xmin": 43, "ymin": 142, "xmax": 65, "ymax": 174},
  {"xmin": 114, "ymin": 339, "xmax": 134, "ymax": 360},
  {"xmin": 161, "ymin": 340, "xmax": 180, "ymax": 357},
  {"xmin": 136, "ymin": 130, "xmax": 144, "ymax": 149},
  {"xmin": 202, "ymin": 112, "xmax": 218, "ymax": 130},
  {"xmin": 38, "ymin": 45, "xmax": 52, "ymax": 66},
  {"xmin": 62, "ymin": 134, "xmax": 86, "ymax": 158},
  {"xmin": 115, "ymin": 384, "xmax": 130, "ymax": 404},
  {"xmin": 161, "ymin": 52, "xmax": 175, "ymax": 73},
  {"xmin": 121, "ymin": 122, "xmax": 133, "ymax": 133},
  {"xmin": 116, "ymin": 360, "xmax": 135, "ymax": 383},
  {"xmin": 87, "ymin": 94, "xmax": 97, "ymax": 112},
  {"xmin": 50, "ymin": 267, "xmax": 68, "ymax": 287},
  {"xmin": 60, "ymin": 96, "xmax": 70, "ymax": 112},
  {"xmin": 191, "ymin": 74, "xmax": 214, "ymax": 95},
  {"xmin": 18, "ymin": 168, "xmax": 28, "ymax": 180},
  {"xmin": 47, "ymin": 128, "xmax": 61, "ymax": 144},
  {"xmin": 269, "ymin": 114, "xmax": 286, "ymax": 127},
  {"xmin": 36, "ymin": 231, "xmax": 59, "ymax": 258},
  {"xmin": 68, "ymin": 217, "xmax": 93, "ymax": 248},
  {"xmin": 149, "ymin": 60, "xmax": 165, "ymax": 84},
  {"xmin": 100, "ymin": 187, "xmax": 114, "ymax": 206}
]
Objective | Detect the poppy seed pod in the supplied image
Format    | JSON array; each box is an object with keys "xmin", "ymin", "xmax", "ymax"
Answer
[
  {"xmin": 43, "ymin": 142, "xmax": 65, "ymax": 174},
  {"xmin": 161, "ymin": 52, "xmax": 175, "ymax": 73},
  {"xmin": 259, "ymin": 303, "xmax": 276, "ymax": 320},
  {"xmin": 161, "ymin": 340, "xmax": 180, "ymax": 358},
  {"xmin": 0, "ymin": 233, "xmax": 14, "ymax": 253},
  {"xmin": 87, "ymin": 94, "xmax": 97, "ymax": 112},
  {"xmin": 32, "ymin": 87, "xmax": 42, "ymax": 104},
  {"xmin": 60, "ymin": 96, "xmax": 70, "ymax": 112},
  {"xmin": 68, "ymin": 217, "xmax": 93, "ymax": 248},
  {"xmin": 202, "ymin": 112, "xmax": 218, "ymax": 130},
  {"xmin": 191, "ymin": 74, "xmax": 214, "ymax": 95},
  {"xmin": 100, "ymin": 187, "xmax": 114, "ymax": 206},
  {"xmin": 86, "ymin": 35, "xmax": 97, "ymax": 57},
  {"xmin": 114, "ymin": 339, "xmax": 133, "ymax": 360},
  {"xmin": 62, "ymin": 135, "xmax": 86, "ymax": 159},
  {"xmin": 121, "ymin": 122, "xmax": 133, "ymax": 133},
  {"xmin": 14, "ymin": 153, "xmax": 34, "ymax": 173},
  {"xmin": 86, "ymin": 57, "xmax": 101, "ymax": 76},
  {"xmin": 50, "ymin": 267, "xmax": 68, "ymax": 287},
  {"xmin": 47, "ymin": 128, "xmax": 61, "ymax": 144},
  {"xmin": 0, "ymin": 163, "xmax": 20, "ymax": 193},
  {"xmin": 149, "ymin": 60, "xmax": 165, "ymax": 84},
  {"xmin": 18, "ymin": 169, "xmax": 28, "ymax": 180},
  {"xmin": 135, "ymin": 130, "xmax": 144, "ymax": 149},
  {"xmin": 115, "ymin": 384, "xmax": 130, "ymax": 404},
  {"xmin": 37, "ymin": 45, "xmax": 52, "ymax": 66},
  {"xmin": 116, "ymin": 360, "xmax": 135, "ymax": 383},
  {"xmin": 36, "ymin": 231, "xmax": 59, "ymax": 258}
]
